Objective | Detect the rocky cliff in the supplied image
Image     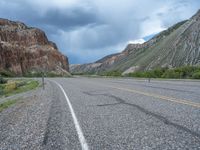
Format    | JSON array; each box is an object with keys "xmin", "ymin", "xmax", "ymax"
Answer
[
  {"xmin": 70, "ymin": 10, "xmax": 200, "ymax": 74},
  {"xmin": 0, "ymin": 18, "xmax": 69, "ymax": 76}
]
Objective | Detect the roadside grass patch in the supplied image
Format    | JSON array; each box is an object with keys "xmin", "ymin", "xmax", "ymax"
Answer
[
  {"xmin": 0, "ymin": 99, "xmax": 17, "ymax": 112},
  {"xmin": 0, "ymin": 80, "xmax": 39, "ymax": 97}
]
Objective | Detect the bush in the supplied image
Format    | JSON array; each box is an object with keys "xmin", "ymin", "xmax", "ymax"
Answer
[
  {"xmin": 24, "ymin": 72, "xmax": 43, "ymax": 77},
  {"xmin": 46, "ymin": 72, "xmax": 62, "ymax": 77},
  {"xmin": 127, "ymin": 68, "xmax": 168, "ymax": 78},
  {"xmin": 152, "ymin": 68, "xmax": 167, "ymax": 78},
  {"xmin": 192, "ymin": 71, "xmax": 200, "ymax": 79},
  {"xmin": 16, "ymin": 81, "xmax": 26, "ymax": 88},
  {"xmin": 24, "ymin": 71, "xmax": 69, "ymax": 77},
  {"xmin": 127, "ymin": 71, "xmax": 143, "ymax": 77},
  {"xmin": 0, "ymin": 77, "xmax": 7, "ymax": 84},
  {"xmin": 4, "ymin": 82, "xmax": 17, "ymax": 94},
  {"xmin": 0, "ymin": 85, "xmax": 4, "ymax": 95},
  {"xmin": 102, "ymin": 70, "xmax": 122, "ymax": 77},
  {"xmin": 162, "ymin": 69, "xmax": 181, "ymax": 78},
  {"xmin": 126, "ymin": 66, "xmax": 200, "ymax": 79},
  {"xmin": 173, "ymin": 66, "xmax": 196, "ymax": 78},
  {"xmin": 0, "ymin": 70, "xmax": 14, "ymax": 77}
]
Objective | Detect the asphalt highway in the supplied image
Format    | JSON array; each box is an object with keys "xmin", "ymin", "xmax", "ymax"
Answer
[
  {"xmin": 46, "ymin": 77, "xmax": 200, "ymax": 149},
  {"xmin": 0, "ymin": 77, "xmax": 200, "ymax": 150}
]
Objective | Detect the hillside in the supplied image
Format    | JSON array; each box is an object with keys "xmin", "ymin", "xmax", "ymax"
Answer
[
  {"xmin": 0, "ymin": 18, "xmax": 69, "ymax": 76},
  {"xmin": 70, "ymin": 10, "xmax": 200, "ymax": 75}
]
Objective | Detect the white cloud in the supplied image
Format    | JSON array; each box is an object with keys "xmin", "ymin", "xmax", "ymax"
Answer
[
  {"xmin": 128, "ymin": 39, "xmax": 146, "ymax": 44},
  {"xmin": 1, "ymin": 0, "xmax": 199, "ymax": 63},
  {"xmin": 141, "ymin": 19, "xmax": 167, "ymax": 37}
]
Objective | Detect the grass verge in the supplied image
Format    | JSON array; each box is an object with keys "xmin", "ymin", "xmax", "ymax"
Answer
[
  {"xmin": 0, "ymin": 79, "xmax": 39, "ymax": 98},
  {"xmin": 0, "ymin": 99, "xmax": 17, "ymax": 112}
]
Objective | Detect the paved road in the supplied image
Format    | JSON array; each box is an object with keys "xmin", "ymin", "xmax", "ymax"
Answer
[{"xmin": 1, "ymin": 77, "xmax": 200, "ymax": 149}]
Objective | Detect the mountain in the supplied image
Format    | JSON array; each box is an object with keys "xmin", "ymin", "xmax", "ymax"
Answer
[
  {"xmin": 0, "ymin": 18, "xmax": 69, "ymax": 76},
  {"xmin": 70, "ymin": 10, "xmax": 200, "ymax": 75}
]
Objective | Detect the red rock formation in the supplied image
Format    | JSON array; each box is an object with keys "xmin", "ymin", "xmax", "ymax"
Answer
[{"xmin": 0, "ymin": 18, "xmax": 69, "ymax": 76}]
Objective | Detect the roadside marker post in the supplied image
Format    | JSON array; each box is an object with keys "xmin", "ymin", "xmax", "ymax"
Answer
[
  {"xmin": 42, "ymin": 73, "xmax": 45, "ymax": 90},
  {"xmin": 148, "ymin": 78, "xmax": 151, "ymax": 83}
]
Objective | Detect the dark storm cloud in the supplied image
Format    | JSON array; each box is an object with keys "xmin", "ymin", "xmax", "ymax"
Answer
[
  {"xmin": 0, "ymin": 0, "xmax": 99, "ymax": 32},
  {"xmin": 0, "ymin": 0, "xmax": 199, "ymax": 64},
  {"xmin": 41, "ymin": 8, "xmax": 98, "ymax": 30}
]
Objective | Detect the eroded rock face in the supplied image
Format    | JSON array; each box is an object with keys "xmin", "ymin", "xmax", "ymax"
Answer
[{"xmin": 0, "ymin": 18, "xmax": 69, "ymax": 76}]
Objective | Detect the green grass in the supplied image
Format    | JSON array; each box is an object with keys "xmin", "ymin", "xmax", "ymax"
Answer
[
  {"xmin": 0, "ymin": 79, "xmax": 39, "ymax": 97},
  {"xmin": 0, "ymin": 99, "xmax": 17, "ymax": 112},
  {"xmin": 11, "ymin": 80, "xmax": 39, "ymax": 95}
]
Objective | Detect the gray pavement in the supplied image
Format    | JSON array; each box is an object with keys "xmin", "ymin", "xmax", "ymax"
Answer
[{"xmin": 0, "ymin": 77, "xmax": 200, "ymax": 149}]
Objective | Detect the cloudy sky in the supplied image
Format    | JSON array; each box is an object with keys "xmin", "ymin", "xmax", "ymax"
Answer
[{"xmin": 0, "ymin": 0, "xmax": 199, "ymax": 64}]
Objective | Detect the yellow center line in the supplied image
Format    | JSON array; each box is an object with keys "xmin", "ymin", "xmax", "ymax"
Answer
[
  {"xmin": 80, "ymin": 78, "xmax": 200, "ymax": 108},
  {"xmin": 106, "ymin": 85, "xmax": 200, "ymax": 108}
]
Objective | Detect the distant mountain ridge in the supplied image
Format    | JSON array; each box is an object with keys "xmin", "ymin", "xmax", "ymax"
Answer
[
  {"xmin": 0, "ymin": 18, "xmax": 69, "ymax": 76},
  {"xmin": 70, "ymin": 10, "xmax": 200, "ymax": 74}
]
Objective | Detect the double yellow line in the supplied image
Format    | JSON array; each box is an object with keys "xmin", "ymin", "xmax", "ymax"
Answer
[
  {"xmin": 80, "ymin": 78, "xmax": 200, "ymax": 108},
  {"xmin": 108, "ymin": 85, "xmax": 200, "ymax": 108}
]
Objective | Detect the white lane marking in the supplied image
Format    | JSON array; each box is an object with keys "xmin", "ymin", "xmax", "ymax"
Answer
[{"xmin": 52, "ymin": 81, "xmax": 89, "ymax": 150}]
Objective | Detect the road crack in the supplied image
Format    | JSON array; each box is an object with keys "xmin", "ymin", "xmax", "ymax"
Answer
[{"xmin": 83, "ymin": 91, "xmax": 200, "ymax": 139}]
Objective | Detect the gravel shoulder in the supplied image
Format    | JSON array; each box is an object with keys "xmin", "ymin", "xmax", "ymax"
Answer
[
  {"xmin": 0, "ymin": 79, "xmax": 80, "ymax": 150},
  {"xmin": 0, "ymin": 81, "xmax": 50, "ymax": 150}
]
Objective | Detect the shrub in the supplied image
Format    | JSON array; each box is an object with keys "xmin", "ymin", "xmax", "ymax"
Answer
[
  {"xmin": 127, "ymin": 66, "xmax": 200, "ymax": 79},
  {"xmin": 192, "ymin": 71, "xmax": 200, "ymax": 79},
  {"xmin": 152, "ymin": 68, "xmax": 167, "ymax": 78},
  {"xmin": 24, "ymin": 71, "xmax": 69, "ymax": 77},
  {"xmin": 127, "ymin": 68, "xmax": 168, "ymax": 78},
  {"xmin": 103, "ymin": 70, "xmax": 122, "ymax": 77},
  {"xmin": 16, "ymin": 81, "xmax": 26, "ymax": 88},
  {"xmin": 0, "ymin": 70, "xmax": 14, "ymax": 77},
  {"xmin": 127, "ymin": 71, "xmax": 143, "ymax": 77},
  {"xmin": 173, "ymin": 66, "xmax": 196, "ymax": 78},
  {"xmin": 162, "ymin": 69, "xmax": 181, "ymax": 78},
  {"xmin": 4, "ymin": 82, "xmax": 17, "ymax": 94},
  {"xmin": 0, "ymin": 77, "xmax": 7, "ymax": 84},
  {"xmin": 0, "ymin": 85, "xmax": 4, "ymax": 95},
  {"xmin": 46, "ymin": 72, "xmax": 62, "ymax": 77},
  {"xmin": 24, "ymin": 72, "xmax": 43, "ymax": 77}
]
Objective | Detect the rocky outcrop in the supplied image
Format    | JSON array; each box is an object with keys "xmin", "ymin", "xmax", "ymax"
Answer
[
  {"xmin": 70, "ymin": 10, "xmax": 200, "ymax": 74},
  {"xmin": 0, "ymin": 18, "xmax": 69, "ymax": 76}
]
